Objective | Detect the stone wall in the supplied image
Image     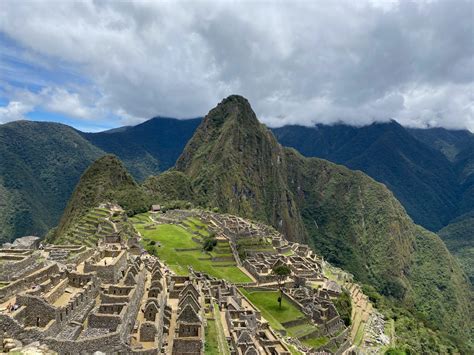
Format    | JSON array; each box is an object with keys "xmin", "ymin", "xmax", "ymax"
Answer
[
  {"xmin": 0, "ymin": 254, "xmax": 38, "ymax": 281},
  {"xmin": 88, "ymin": 313, "xmax": 122, "ymax": 331},
  {"xmin": 139, "ymin": 322, "xmax": 157, "ymax": 342},
  {"xmin": 0, "ymin": 264, "xmax": 59, "ymax": 302},
  {"xmin": 84, "ymin": 250, "xmax": 128, "ymax": 283}
]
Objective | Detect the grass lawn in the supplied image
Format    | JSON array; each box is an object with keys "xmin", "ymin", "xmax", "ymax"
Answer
[
  {"xmin": 300, "ymin": 336, "xmax": 329, "ymax": 348},
  {"xmin": 288, "ymin": 344, "xmax": 303, "ymax": 355},
  {"xmin": 134, "ymin": 221, "xmax": 251, "ymax": 283},
  {"xmin": 286, "ymin": 321, "xmax": 319, "ymax": 338},
  {"xmin": 204, "ymin": 319, "xmax": 219, "ymax": 355},
  {"xmin": 239, "ymin": 289, "xmax": 305, "ymax": 330},
  {"xmin": 240, "ymin": 288, "xmax": 328, "ymax": 349},
  {"xmin": 183, "ymin": 218, "xmax": 210, "ymax": 237}
]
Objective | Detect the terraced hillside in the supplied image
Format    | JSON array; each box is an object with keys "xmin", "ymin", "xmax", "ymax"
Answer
[{"xmin": 55, "ymin": 206, "xmax": 138, "ymax": 247}]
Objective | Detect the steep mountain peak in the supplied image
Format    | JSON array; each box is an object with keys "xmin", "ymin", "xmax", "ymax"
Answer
[
  {"xmin": 176, "ymin": 96, "xmax": 307, "ymax": 240},
  {"xmin": 50, "ymin": 154, "xmax": 142, "ymax": 240},
  {"xmin": 202, "ymin": 94, "xmax": 261, "ymax": 129}
]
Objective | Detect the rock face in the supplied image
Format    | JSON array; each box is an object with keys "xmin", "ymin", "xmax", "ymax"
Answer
[{"xmin": 175, "ymin": 95, "xmax": 472, "ymax": 342}]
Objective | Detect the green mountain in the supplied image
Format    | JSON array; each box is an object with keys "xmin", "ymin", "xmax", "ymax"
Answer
[
  {"xmin": 175, "ymin": 95, "xmax": 306, "ymax": 240},
  {"xmin": 50, "ymin": 154, "xmax": 148, "ymax": 240},
  {"xmin": 0, "ymin": 121, "xmax": 105, "ymax": 243},
  {"xmin": 273, "ymin": 122, "xmax": 461, "ymax": 231},
  {"xmin": 438, "ymin": 212, "xmax": 474, "ymax": 284},
  {"xmin": 0, "ymin": 117, "xmax": 200, "ymax": 242},
  {"xmin": 174, "ymin": 95, "xmax": 472, "ymax": 349}
]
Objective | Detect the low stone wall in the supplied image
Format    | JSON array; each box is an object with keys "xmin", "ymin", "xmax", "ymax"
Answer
[
  {"xmin": 0, "ymin": 264, "xmax": 58, "ymax": 302},
  {"xmin": 281, "ymin": 318, "xmax": 309, "ymax": 328},
  {"xmin": 0, "ymin": 254, "xmax": 37, "ymax": 281},
  {"xmin": 47, "ymin": 332, "xmax": 123, "ymax": 354},
  {"xmin": 67, "ymin": 248, "xmax": 95, "ymax": 266},
  {"xmin": 88, "ymin": 313, "xmax": 122, "ymax": 331},
  {"xmin": 44, "ymin": 279, "xmax": 69, "ymax": 304}
]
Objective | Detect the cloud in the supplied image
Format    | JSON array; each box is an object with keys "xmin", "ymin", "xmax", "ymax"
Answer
[
  {"xmin": 0, "ymin": 0, "xmax": 472, "ymax": 130},
  {"xmin": 0, "ymin": 101, "xmax": 32, "ymax": 123}
]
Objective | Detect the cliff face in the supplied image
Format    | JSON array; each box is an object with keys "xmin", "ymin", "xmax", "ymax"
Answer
[{"xmin": 175, "ymin": 95, "xmax": 472, "ymax": 341}]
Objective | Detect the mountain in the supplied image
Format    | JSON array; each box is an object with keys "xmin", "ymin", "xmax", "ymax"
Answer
[
  {"xmin": 82, "ymin": 117, "xmax": 201, "ymax": 181},
  {"xmin": 175, "ymin": 96, "xmax": 307, "ymax": 240},
  {"xmin": 407, "ymin": 127, "xmax": 473, "ymax": 162},
  {"xmin": 438, "ymin": 212, "xmax": 474, "ymax": 284},
  {"xmin": 0, "ymin": 121, "xmax": 105, "ymax": 243},
  {"xmin": 174, "ymin": 96, "xmax": 472, "ymax": 346},
  {"xmin": 50, "ymin": 155, "xmax": 148, "ymax": 240},
  {"xmin": 273, "ymin": 122, "xmax": 461, "ymax": 231},
  {"xmin": 0, "ymin": 117, "xmax": 201, "ymax": 242}
]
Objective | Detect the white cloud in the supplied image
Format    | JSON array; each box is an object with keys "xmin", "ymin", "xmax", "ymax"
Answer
[
  {"xmin": 0, "ymin": 101, "xmax": 32, "ymax": 123},
  {"xmin": 0, "ymin": 0, "xmax": 472, "ymax": 130}
]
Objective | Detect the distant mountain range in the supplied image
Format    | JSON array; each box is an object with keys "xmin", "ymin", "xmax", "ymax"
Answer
[
  {"xmin": 1, "ymin": 112, "xmax": 473, "ymax": 283},
  {"xmin": 273, "ymin": 122, "xmax": 474, "ymax": 282}
]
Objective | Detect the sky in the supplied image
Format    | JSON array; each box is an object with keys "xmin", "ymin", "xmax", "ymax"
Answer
[{"xmin": 0, "ymin": 0, "xmax": 473, "ymax": 132}]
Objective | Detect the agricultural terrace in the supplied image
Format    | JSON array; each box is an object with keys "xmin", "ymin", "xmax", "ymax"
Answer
[
  {"xmin": 240, "ymin": 288, "xmax": 329, "ymax": 349},
  {"xmin": 132, "ymin": 214, "xmax": 252, "ymax": 283}
]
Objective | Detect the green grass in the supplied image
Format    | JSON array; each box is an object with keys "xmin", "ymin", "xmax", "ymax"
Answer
[
  {"xmin": 286, "ymin": 321, "xmax": 318, "ymax": 338},
  {"xmin": 213, "ymin": 303, "xmax": 231, "ymax": 355},
  {"xmin": 288, "ymin": 344, "xmax": 303, "ymax": 355},
  {"xmin": 240, "ymin": 288, "xmax": 329, "ymax": 349},
  {"xmin": 204, "ymin": 319, "xmax": 220, "ymax": 355},
  {"xmin": 301, "ymin": 336, "xmax": 329, "ymax": 348},
  {"xmin": 134, "ymin": 221, "xmax": 251, "ymax": 283},
  {"xmin": 239, "ymin": 289, "xmax": 305, "ymax": 330}
]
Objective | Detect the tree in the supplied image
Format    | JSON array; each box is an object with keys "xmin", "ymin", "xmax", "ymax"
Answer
[
  {"xmin": 272, "ymin": 264, "xmax": 291, "ymax": 309},
  {"xmin": 203, "ymin": 233, "xmax": 217, "ymax": 252}
]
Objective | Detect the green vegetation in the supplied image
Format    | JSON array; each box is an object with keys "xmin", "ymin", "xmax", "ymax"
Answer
[
  {"xmin": 203, "ymin": 233, "xmax": 218, "ymax": 251},
  {"xmin": 272, "ymin": 264, "xmax": 292, "ymax": 308},
  {"xmin": 49, "ymin": 155, "xmax": 150, "ymax": 242},
  {"xmin": 134, "ymin": 221, "xmax": 251, "ymax": 283},
  {"xmin": 237, "ymin": 237, "xmax": 275, "ymax": 260},
  {"xmin": 204, "ymin": 319, "xmax": 219, "ymax": 355},
  {"xmin": 143, "ymin": 170, "xmax": 195, "ymax": 203},
  {"xmin": 438, "ymin": 212, "xmax": 474, "ymax": 283},
  {"xmin": 287, "ymin": 344, "xmax": 303, "ymax": 355},
  {"xmin": 173, "ymin": 95, "xmax": 472, "ymax": 350},
  {"xmin": 84, "ymin": 117, "xmax": 201, "ymax": 180},
  {"xmin": 240, "ymin": 289, "xmax": 305, "ymax": 330},
  {"xmin": 212, "ymin": 303, "xmax": 231, "ymax": 355},
  {"xmin": 334, "ymin": 290, "xmax": 352, "ymax": 327},
  {"xmin": 362, "ymin": 284, "xmax": 471, "ymax": 354},
  {"xmin": 0, "ymin": 121, "xmax": 105, "ymax": 243},
  {"xmin": 301, "ymin": 336, "xmax": 329, "ymax": 348},
  {"xmin": 240, "ymin": 288, "xmax": 326, "ymax": 349}
]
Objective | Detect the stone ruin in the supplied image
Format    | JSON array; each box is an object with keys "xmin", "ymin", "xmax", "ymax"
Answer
[{"xmin": 0, "ymin": 237, "xmax": 173, "ymax": 354}]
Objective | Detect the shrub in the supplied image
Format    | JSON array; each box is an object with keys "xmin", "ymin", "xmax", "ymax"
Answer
[{"xmin": 203, "ymin": 234, "xmax": 217, "ymax": 251}]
